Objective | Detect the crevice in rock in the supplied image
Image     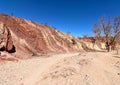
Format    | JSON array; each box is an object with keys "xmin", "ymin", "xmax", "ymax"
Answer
[
  {"xmin": 7, "ymin": 45, "xmax": 16, "ymax": 53},
  {"xmin": 0, "ymin": 46, "xmax": 5, "ymax": 51}
]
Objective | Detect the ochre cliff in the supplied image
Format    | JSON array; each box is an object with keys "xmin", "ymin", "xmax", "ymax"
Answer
[
  {"xmin": 0, "ymin": 14, "xmax": 107, "ymax": 59},
  {"xmin": 0, "ymin": 14, "xmax": 83, "ymax": 58}
]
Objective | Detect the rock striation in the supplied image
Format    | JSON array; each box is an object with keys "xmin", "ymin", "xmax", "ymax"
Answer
[
  {"xmin": 0, "ymin": 22, "xmax": 14, "ymax": 52},
  {"xmin": 0, "ymin": 14, "xmax": 82, "ymax": 58}
]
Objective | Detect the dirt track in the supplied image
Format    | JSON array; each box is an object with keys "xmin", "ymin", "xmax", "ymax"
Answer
[{"xmin": 0, "ymin": 52, "xmax": 120, "ymax": 85}]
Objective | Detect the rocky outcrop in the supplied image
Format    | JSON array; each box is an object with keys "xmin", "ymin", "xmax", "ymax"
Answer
[
  {"xmin": 0, "ymin": 22, "xmax": 14, "ymax": 52},
  {"xmin": 0, "ymin": 14, "xmax": 106, "ymax": 59},
  {"xmin": 79, "ymin": 38, "xmax": 106, "ymax": 51},
  {"xmin": 0, "ymin": 14, "xmax": 83, "ymax": 58}
]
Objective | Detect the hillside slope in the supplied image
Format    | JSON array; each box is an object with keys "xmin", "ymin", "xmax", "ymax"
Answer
[
  {"xmin": 0, "ymin": 14, "xmax": 107, "ymax": 59},
  {"xmin": 0, "ymin": 14, "xmax": 83, "ymax": 58}
]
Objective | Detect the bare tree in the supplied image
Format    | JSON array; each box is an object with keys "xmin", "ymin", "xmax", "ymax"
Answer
[
  {"xmin": 100, "ymin": 17, "xmax": 112, "ymax": 51},
  {"xmin": 93, "ymin": 23, "xmax": 102, "ymax": 40},
  {"xmin": 93, "ymin": 16, "xmax": 120, "ymax": 52},
  {"xmin": 110, "ymin": 16, "xmax": 120, "ymax": 50}
]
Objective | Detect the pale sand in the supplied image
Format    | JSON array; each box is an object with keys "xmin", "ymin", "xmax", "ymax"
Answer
[{"xmin": 0, "ymin": 52, "xmax": 120, "ymax": 85}]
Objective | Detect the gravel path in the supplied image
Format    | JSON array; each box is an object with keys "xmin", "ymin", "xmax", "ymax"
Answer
[
  {"xmin": 0, "ymin": 52, "xmax": 120, "ymax": 85},
  {"xmin": 0, "ymin": 53, "xmax": 79, "ymax": 85}
]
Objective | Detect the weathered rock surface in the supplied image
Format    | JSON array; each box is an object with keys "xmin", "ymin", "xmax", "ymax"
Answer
[
  {"xmin": 0, "ymin": 22, "xmax": 14, "ymax": 52},
  {"xmin": 0, "ymin": 14, "xmax": 106, "ymax": 59},
  {"xmin": 0, "ymin": 14, "xmax": 83, "ymax": 58}
]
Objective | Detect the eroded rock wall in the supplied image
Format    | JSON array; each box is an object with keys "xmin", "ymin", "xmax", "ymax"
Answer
[{"xmin": 0, "ymin": 14, "xmax": 83, "ymax": 58}]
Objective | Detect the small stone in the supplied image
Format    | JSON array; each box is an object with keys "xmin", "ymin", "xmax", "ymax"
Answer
[{"xmin": 117, "ymin": 73, "xmax": 120, "ymax": 75}]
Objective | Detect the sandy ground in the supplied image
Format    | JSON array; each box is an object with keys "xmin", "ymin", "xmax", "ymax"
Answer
[{"xmin": 0, "ymin": 51, "xmax": 120, "ymax": 85}]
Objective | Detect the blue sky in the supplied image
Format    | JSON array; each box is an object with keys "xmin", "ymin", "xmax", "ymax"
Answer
[{"xmin": 0, "ymin": 0, "xmax": 120, "ymax": 37}]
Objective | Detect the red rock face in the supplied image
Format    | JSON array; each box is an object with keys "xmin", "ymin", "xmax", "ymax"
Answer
[
  {"xmin": 0, "ymin": 22, "xmax": 14, "ymax": 52},
  {"xmin": 0, "ymin": 14, "xmax": 82, "ymax": 58}
]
